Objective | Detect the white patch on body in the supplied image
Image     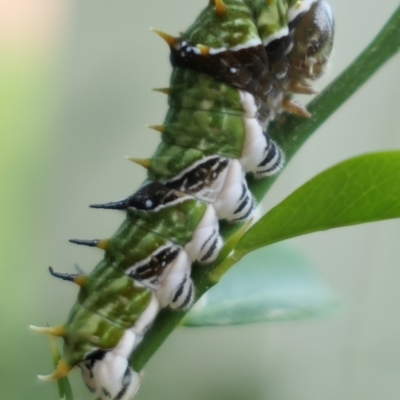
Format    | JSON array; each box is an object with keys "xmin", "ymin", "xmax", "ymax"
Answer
[
  {"xmin": 170, "ymin": 277, "xmax": 194, "ymax": 310},
  {"xmin": 130, "ymin": 294, "xmax": 160, "ymax": 335},
  {"xmin": 191, "ymin": 46, "xmax": 201, "ymax": 55},
  {"xmin": 287, "ymin": 0, "xmax": 318, "ymax": 23},
  {"xmin": 185, "ymin": 204, "xmax": 222, "ymax": 264},
  {"xmin": 80, "ymin": 331, "xmax": 140, "ymax": 400},
  {"xmin": 239, "ymin": 118, "xmax": 267, "ymax": 173},
  {"xmin": 156, "ymin": 250, "xmax": 192, "ymax": 308},
  {"xmin": 214, "ymin": 160, "xmax": 254, "ymax": 222},
  {"xmin": 239, "ymin": 90, "xmax": 258, "ymax": 118},
  {"xmin": 79, "ymin": 295, "xmax": 160, "ymax": 400},
  {"xmin": 129, "ymin": 294, "xmax": 160, "ymax": 349}
]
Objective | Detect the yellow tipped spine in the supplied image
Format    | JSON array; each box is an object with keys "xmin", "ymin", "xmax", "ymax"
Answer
[
  {"xmin": 30, "ymin": 324, "xmax": 66, "ymax": 337},
  {"xmin": 96, "ymin": 238, "xmax": 109, "ymax": 250},
  {"xmin": 152, "ymin": 87, "xmax": 172, "ymax": 95},
  {"xmin": 126, "ymin": 157, "xmax": 151, "ymax": 169},
  {"xmin": 211, "ymin": 0, "xmax": 227, "ymax": 15},
  {"xmin": 38, "ymin": 359, "xmax": 71, "ymax": 381},
  {"xmin": 287, "ymin": 80, "xmax": 318, "ymax": 95},
  {"xmin": 150, "ymin": 28, "xmax": 179, "ymax": 47},
  {"xmin": 280, "ymin": 97, "xmax": 311, "ymax": 118},
  {"xmin": 73, "ymin": 275, "xmax": 87, "ymax": 287},
  {"xmin": 146, "ymin": 124, "xmax": 165, "ymax": 133}
]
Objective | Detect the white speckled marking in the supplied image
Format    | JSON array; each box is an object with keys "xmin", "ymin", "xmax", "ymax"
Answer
[{"xmin": 145, "ymin": 199, "xmax": 153, "ymax": 208}]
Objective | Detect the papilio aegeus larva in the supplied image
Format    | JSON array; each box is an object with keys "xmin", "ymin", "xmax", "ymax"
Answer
[{"xmin": 31, "ymin": 1, "xmax": 334, "ymax": 399}]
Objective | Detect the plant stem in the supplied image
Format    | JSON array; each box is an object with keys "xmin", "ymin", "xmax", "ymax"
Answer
[{"xmin": 130, "ymin": 5, "xmax": 400, "ymax": 372}]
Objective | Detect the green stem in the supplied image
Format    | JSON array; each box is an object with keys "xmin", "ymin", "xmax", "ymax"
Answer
[
  {"xmin": 49, "ymin": 335, "xmax": 74, "ymax": 400},
  {"xmin": 208, "ymin": 251, "xmax": 243, "ymax": 283},
  {"xmin": 130, "ymin": 5, "xmax": 400, "ymax": 372}
]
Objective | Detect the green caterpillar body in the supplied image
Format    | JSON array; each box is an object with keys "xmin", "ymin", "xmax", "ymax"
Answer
[{"xmin": 31, "ymin": 1, "xmax": 334, "ymax": 399}]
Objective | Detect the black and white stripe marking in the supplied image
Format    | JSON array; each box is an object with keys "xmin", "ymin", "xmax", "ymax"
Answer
[
  {"xmin": 125, "ymin": 245, "xmax": 180, "ymax": 289},
  {"xmin": 253, "ymin": 135, "xmax": 284, "ymax": 179}
]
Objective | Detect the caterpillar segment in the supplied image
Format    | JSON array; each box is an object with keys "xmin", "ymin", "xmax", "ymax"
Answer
[
  {"xmin": 79, "ymin": 290, "xmax": 159, "ymax": 400},
  {"xmin": 125, "ymin": 244, "xmax": 181, "ymax": 289},
  {"xmin": 33, "ymin": 1, "xmax": 334, "ymax": 399},
  {"xmin": 35, "ymin": 274, "xmax": 159, "ymax": 399},
  {"xmin": 160, "ymin": 0, "xmax": 333, "ymax": 112}
]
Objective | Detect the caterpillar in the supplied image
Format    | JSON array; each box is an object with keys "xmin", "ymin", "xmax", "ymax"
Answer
[{"xmin": 31, "ymin": 1, "xmax": 334, "ymax": 399}]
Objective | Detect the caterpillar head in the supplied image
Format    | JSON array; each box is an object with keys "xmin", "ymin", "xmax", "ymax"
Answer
[
  {"xmin": 80, "ymin": 351, "xmax": 141, "ymax": 400},
  {"xmin": 288, "ymin": 0, "xmax": 334, "ymax": 80}
]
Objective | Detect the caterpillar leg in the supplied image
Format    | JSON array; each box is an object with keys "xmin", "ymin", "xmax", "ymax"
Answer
[
  {"xmin": 214, "ymin": 159, "xmax": 254, "ymax": 222},
  {"xmin": 79, "ymin": 292, "xmax": 159, "ymax": 400},
  {"xmin": 185, "ymin": 204, "xmax": 222, "ymax": 264},
  {"xmin": 239, "ymin": 117, "xmax": 268, "ymax": 173},
  {"xmin": 253, "ymin": 134, "xmax": 284, "ymax": 179},
  {"xmin": 169, "ymin": 275, "xmax": 194, "ymax": 310},
  {"xmin": 238, "ymin": 106, "xmax": 284, "ymax": 179},
  {"xmin": 80, "ymin": 330, "xmax": 141, "ymax": 400}
]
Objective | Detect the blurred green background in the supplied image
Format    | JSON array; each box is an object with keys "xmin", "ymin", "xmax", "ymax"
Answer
[{"xmin": 1, "ymin": 1, "xmax": 399, "ymax": 399}]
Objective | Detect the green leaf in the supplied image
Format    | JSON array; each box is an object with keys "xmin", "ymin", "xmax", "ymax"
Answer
[
  {"xmin": 236, "ymin": 152, "xmax": 400, "ymax": 256},
  {"xmin": 183, "ymin": 245, "xmax": 338, "ymax": 327}
]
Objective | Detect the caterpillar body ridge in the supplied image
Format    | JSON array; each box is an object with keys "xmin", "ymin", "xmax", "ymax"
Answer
[{"xmin": 31, "ymin": 0, "xmax": 334, "ymax": 399}]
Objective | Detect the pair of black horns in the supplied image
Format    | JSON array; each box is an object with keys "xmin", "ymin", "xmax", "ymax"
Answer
[{"xmin": 67, "ymin": 199, "xmax": 129, "ymax": 251}]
